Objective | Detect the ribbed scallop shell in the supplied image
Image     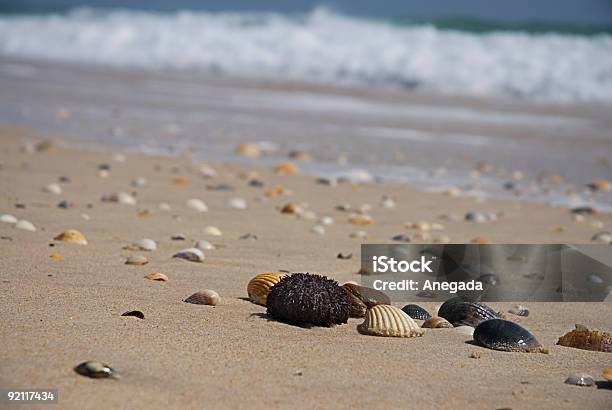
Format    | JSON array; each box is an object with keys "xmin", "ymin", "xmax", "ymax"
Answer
[
  {"xmin": 247, "ymin": 272, "xmax": 286, "ymax": 306},
  {"xmin": 358, "ymin": 305, "xmax": 424, "ymax": 338}
]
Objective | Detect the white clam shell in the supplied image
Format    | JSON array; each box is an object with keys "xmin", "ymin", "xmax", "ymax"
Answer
[
  {"xmin": 455, "ymin": 326, "xmax": 475, "ymax": 337},
  {"xmin": 195, "ymin": 239, "xmax": 215, "ymax": 251},
  {"xmin": 310, "ymin": 225, "xmax": 325, "ymax": 235},
  {"xmin": 187, "ymin": 198, "xmax": 208, "ymax": 212},
  {"xmin": 131, "ymin": 177, "xmax": 147, "ymax": 187},
  {"xmin": 199, "ymin": 164, "xmax": 217, "ymax": 178},
  {"xmin": 173, "ymin": 248, "xmax": 205, "ymax": 263},
  {"xmin": 358, "ymin": 305, "xmax": 424, "ymax": 338},
  {"xmin": 0, "ymin": 214, "xmax": 18, "ymax": 224},
  {"xmin": 158, "ymin": 202, "xmax": 171, "ymax": 211},
  {"xmin": 319, "ymin": 216, "xmax": 334, "ymax": 225},
  {"xmin": 43, "ymin": 183, "xmax": 62, "ymax": 195},
  {"xmin": 15, "ymin": 220, "xmax": 36, "ymax": 231},
  {"xmin": 132, "ymin": 238, "xmax": 157, "ymax": 251},
  {"xmin": 204, "ymin": 226, "xmax": 222, "ymax": 236},
  {"xmin": 125, "ymin": 254, "xmax": 148, "ymax": 265},
  {"xmin": 226, "ymin": 197, "xmax": 247, "ymax": 210}
]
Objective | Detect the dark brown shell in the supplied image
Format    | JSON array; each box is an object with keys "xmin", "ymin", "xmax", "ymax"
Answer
[
  {"xmin": 343, "ymin": 289, "xmax": 367, "ymax": 318},
  {"xmin": 474, "ymin": 319, "xmax": 542, "ymax": 352},
  {"xmin": 438, "ymin": 297, "xmax": 499, "ymax": 327},
  {"xmin": 342, "ymin": 283, "xmax": 390, "ymax": 308},
  {"xmin": 556, "ymin": 324, "xmax": 612, "ymax": 353}
]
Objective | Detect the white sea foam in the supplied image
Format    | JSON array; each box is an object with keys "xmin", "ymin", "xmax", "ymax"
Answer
[{"xmin": 0, "ymin": 8, "xmax": 611, "ymax": 102}]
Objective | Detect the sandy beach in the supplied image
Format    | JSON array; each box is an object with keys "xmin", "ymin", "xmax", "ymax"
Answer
[{"xmin": 1, "ymin": 125, "xmax": 611, "ymax": 409}]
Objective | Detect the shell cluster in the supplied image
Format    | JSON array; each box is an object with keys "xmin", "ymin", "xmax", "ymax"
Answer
[
  {"xmin": 473, "ymin": 319, "xmax": 542, "ymax": 353},
  {"xmin": 556, "ymin": 324, "xmax": 612, "ymax": 352},
  {"xmin": 247, "ymin": 272, "xmax": 286, "ymax": 306},
  {"xmin": 358, "ymin": 305, "xmax": 424, "ymax": 338}
]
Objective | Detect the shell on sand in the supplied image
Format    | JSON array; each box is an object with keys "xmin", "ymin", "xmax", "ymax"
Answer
[
  {"xmin": 236, "ymin": 142, "xmax": 260, "ymax": 157},
  {"xmin": 102, "ymin": 192, "xmax": 136, "ymax": 205},
  {"xmin": 42, "ymin": 183, "xmax": 62, "ymax": 195},
  {"xmin": 564, "ymin": 373, "xmax": 595, "ymax": 387},
  {"xmin": 342, "ymin": 283, "xmax": 390, "ymax": 308},
  {"xmin": 274, "ymin": 162, "xmax": 298, "ymax": 175},
  {"xmin": 186, "ymin": 198, "xmax": 208, "ymax": 212},
  {"xmin": 265, "ymin": 186, "xmax": 285, "ymax": 198},
  {"xmin": 226, "ymin": 197, "xmax": 247, "ymax": 210},
  {"xmin": 603, "ymin": 367, "xmax": 612, "ymax": 381},
  {"xmin": 125, "ymin": 255, "xmax": 148, "ymax": 265},
  {"xmin": 125, "ymin": 238, "xmax": 157, "ymax": 251},
  {"xmin": 281, "ymin": 203, "xmax": 301, "ymax": 214},
  {"xmin": 358, "ymin": 305, "xmax": 424, "ymax": 338},
  {"xmin": 204, "ymin": 226, "xmax": 222, "ymax": 236},
  {"xmin": 247, "ymin": 272, "xmax": 286, "ymax": 306},
  {"xmin": 144, "ymin": 272, "xmax": 168, "ymax": 282},
  {"xmin": 455, "ymin": 326, "xmax": 475, "ymax": 337},
  {"xmin": 15, "ymin": 220, "xmax": 36, "ymax": 231},
  {"xmin": 173, "ymin": 248, "xmax": 205, "ymax": 263},
  {"xmin": 54, "ymin": 229, "xmax": 88, "ymax": 245},
  {"xmin": 195, "ymin": 239, "xmax": 215, "ymax": 251},
  {"xmin": 49, "ymin": 253, "xmax": 65, "ymax": 261},
  {"xmin": 184, "ymin": 290, "xmax": 220, "ymax": 306},
  {"xmin": 348, "ymin": 214, "xmax": 373, "ymax": 225},
  {"xmin": 422, "ymin": 316, "xmax": 453, "ymax": 329},
  {"xmin": 74, "ymin": 361, "xmax": 118, "ymax": 379},
  {"xmin": 0, "ymin": 214, "xmax": 18, "ymax": 224},
  {"xmin": 556, "ymin": 324, "xmax": 612, "ymax": 353}
]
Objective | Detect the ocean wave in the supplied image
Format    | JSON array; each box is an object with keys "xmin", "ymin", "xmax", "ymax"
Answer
[{"xmin": 1, "ymin": 7, "xmax": 612, "ymax": 102}]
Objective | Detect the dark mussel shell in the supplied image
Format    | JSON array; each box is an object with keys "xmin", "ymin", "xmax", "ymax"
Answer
[
  {"xmin": 474, "ymin": 319, "xmax": 542, "ymax": 352},
  {"xmin": 438, "ymin": 297, "xmax": 499, "ymax": 327},
  {"xmin": 401, "ymin": 304, "xmax": 432, "ymax": 320},
  {"xmin": 342, "ymin": 283, "xmax": 391, "ymax": 308}
]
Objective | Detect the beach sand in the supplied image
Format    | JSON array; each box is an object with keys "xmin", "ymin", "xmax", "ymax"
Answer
[{"xmin": 1, "ymin": 125, "xmax": 611, "ymax": 409}]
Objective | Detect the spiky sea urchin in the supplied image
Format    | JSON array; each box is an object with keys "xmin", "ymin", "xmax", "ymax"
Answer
[{"xmin": 266, "ymin": 273, "xmax": 351, "ymax": 327}]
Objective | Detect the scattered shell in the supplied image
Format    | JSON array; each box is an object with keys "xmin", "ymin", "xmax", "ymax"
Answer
[
  {"xmin": 591, "ymin": 231, "xmax": 612, "ymax": 244},
  {"xmin": 186, "ymin": 198, "xmax": 208, "ymax": 212},
  {"xmin": 342, "ymin": 283, "xmax": 391, "ymax": 308},
  {"xmin": 422, "ymin": 316, "xmax": 453, "ymax": 329},
  {"xmin": 281, "ymin": 203, "xmax": 301, "ymax": 214},
  {"xmin": 319, "ymin": 216, "xmax": 334, "ymax": 225},
  {"xmin": 288, "ymin": 149, "xmax": 312, "ymax": 162},
  {"xmin": 587, "ymin": 179, "xmax": 611, "ymax": 192},
  {"xmin": 42, "ymin": 183, "xmax": 62, "ymax": 195},
  {"xmin": 0, "ymin": 214, "xmax": 18, "ymax": 224},
  {"xmin": 564, "ymin": 373, "xmax": 595, "ymax": 387},
  {"xmin": 184, "ymin": 290, "xmax": 220, "ymax": 306},
  {"xmin": 54, "ymin": 230, "xmax": 88, "ymax": 245},
  {"xmin": 267, "ymin": 273, "xmax": 351, "ymax": 327},
  {"xmin": 97, "ymin": 169, "xmax": 110, "ymax": 178},
  {"xmin": 121, "ymin": 310, "xmax": 145, "ymax": 319},
  {"xmin": 470, "ymin": 237, "xmax": 492, "ymax": 244},
  {"xmin": 358, "ymin": 305, "xmax": 424, "ymax": 338},
  {"xmin": 195, "ymin": 239, "xmax": 215, "ymax": 251},
  {"xmin": 465, "ymin": 212, "xmax": 487, "ymax": 223},
  {"xmin": 380, "ymin": 196, "xmax": 396, "ymax": 209},
  {"xmin": 131, "ymin": 177, "xmax": 147, "ymax": 187},
  {"xmin": 337, "ymin": 253, "xmax": 352, "ymax": 260},
  {"xmin": 349, "ymin": 231, "xmax": 367, "ymax": 239},
  {"xmin": 236, "ymin": 142, "xmax": 260, "ymax": 157},
  {"xmin": 508, "ymin": 305, "xmax": 530, "ymax": 317},
  {"xmin": 158, "ymin": 202, "xmax": 171, "ymax": 211},
  {"xmin": 173, "ymin": 177, "xmax": 188, "ymax": 186},
  {"xmin": 603, "ymin": 367, "xmax": 612, "ymax": 381},
  {"xmin": 172, "ymin": 248, "xmax": 205, "ymax": 263},
  {"xmin": 556, "ymin": 324, "xmax": 612, "ymax": 352},
  {"xmin": 469, "ymin": 352, "xmax": 482, "ymax": 359},
  {"xmin": 199, "ymin": 164, "xmax": 217, "ymax": 178},
  {"xmin": 102, "ymin": 192, "xmax": 136, "ymax": 205},
  {"xmin": 310, "ymin": 225, "xmax": 325, "ymax": 235},
  {"xmin": 125, "ymin": 255, "xmax": 148, "ymax": 265},
  {"xmin": 317, "ymin": 177, "xmax": 337, "ymax": 186},
  {"xmin": 392, "ymin": 234, "xmax": 411, "ymax": 242},
  {"xmin": 49, "ymin": 252, "xmax": 64, "ymax": 261},
  {"xmin": 125, "ymin": 238, "xmax": 157, "ymax": 251},
  {"xmin": 455, "ymin": 326, "xmax": 475, "ymax": 337},
  {"xmin": 144, "ymin": 272, "xmax": 168, "ymax": 282},
  {"xmin": 247, "ymin": 272, "xmax": 286, "ymax": 306},
  {"xmin": 265, "ymin": 186, "xmax": 285, "ymax": 197},
  {"xmin": 74, "ymin": 361, "xmax": 118, "ymax": 379},
  {"xmin": 15, "ymin": 220, "xmax": 36, "ymax": 231},
  {"xmin": 208, "ymin": 184, "xmax": 235, "ymax": 192},
  {"xmin": 171, "ymin": 234, "xmax": 186, "ymax": 241},
  {"xmin": 438, "ymin": 298, "xmax": 500, "ymax": 327},
  {"xmin": 226, "ymin": 197, "xmax": 247, "ymax": 210},
  {"xmin": 401, "ymin": 304, "xmax": 432, "ymax": 320},
  {"xmin": 474, "ymin": 319, "xmax": 542, "ymax": 352},
  {"xmin": 298, "ymin": 210, "xmax": 317, "ymax": 221},
  {"xmin": 274, "ymin": 162, "xmax": 298, "ymax": 175},
  {"xmin": 348, "ymin": 214, "xmax": 373, "ymax": 225},
  {"xmin": 57, "ymin": 200, "xmax": 73, "ymax": 209},
  {"xmin": 204, "ymin": 226, "xmax": 222, "ymax": 236}
]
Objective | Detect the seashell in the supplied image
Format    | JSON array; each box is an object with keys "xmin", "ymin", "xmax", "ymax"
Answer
[
  {"xmin": 474, "ymin": 319, "xmax": 542, "ymax": 352},
  {"xmin": 337, "ymin": 253, "xmax": 352, "ymax": 260},
  {"xmin": 422, "ymin": 316, "xmax": 453, "ymax": 329},
  {"xmin": 186, "ymin": 198, "xmax": 208, "ymax": 212},
  {"xmin": 438, "ymin": 297, "xmax": 500, "ymax": 327},
  {"xmin": 564, "ymin": 373, "xmax": 595, "ymax": 387},
  {"xmin": 343, "ymin": 291, "xmax": 367, "ymax": 318},
  {"xmin": 401, "ymin": 304, "xmax": 432, "ymax": 320},
  {"xmin": 0, "ymin": 214, "xmax": 18, "ymax": 224},
  {"xmin": 349, "ymin": 230, "xmax": 367, "ymax": 239},
  {"xmin": 603, "ymin": 367, "xmax": 612, "ymax": 381},
  {"xmin": 204, "ymin": 226, "xmax": 222, "ymax": 236},
  {"xmin": 144, "ymin": 272, "xmax": 168, "ymax": 282},
  {"xmin": 101, "ymin": 192, "xmax": 136, "ymax": 205},
  {"xmin": 470, "ymin": 237, "xmax": 492, "ymax": 244},
  {"xmin": 380, "ymin": 196, "xmax": 396, "ymax": 209},
  {"xmin": 74, "ymin": 361, "xmax": 119, "ymax": 379},
  {"xmin": 159, "ymin": 202, "xmax": 171, "ymax": 211},
  {"xmin": 298, "ymin": 210, "xmax": 317, "ymax": 221},
  {"xmin": 173, "ymin": 177, "xmax": 188, "ymax": 186},
  {"xmin": 199, "ymin": 164, "xmax": 217, "ymax": 178},
  {"xmin": 281, "ymin": 203, "xmax": 301, "ymax": 214},
  {"xmin": 508, "ymin": 305, "xmax": 529, "ymax": 317},
  {"xmin": 247, "ymin": 272, "xmax": 286, "ymax": 306},
  {"xmin": 125, "ymin": 238, "xmax": 156, "ymax": 251},
  {"xmin": 173, "ymin": 248, "xmax": 205, "ymax": 263},
  {"xmin": 236, "ymin": 142, "xmax": 260, "ymax": 157},
  {"xmin": 469, "ymin": 351, "xmax": 482, "ymax": 359},
  {"xmin": 591, "ymin": 231, "xmax": 612, "ymax": 244},
  {"xmin": 319, "ymin": 216, "xmax": 334, "ymax": 225},
  {"xmin": 184, "ymin": 289, "xmax": 220, "ymax": 306},
  {"xmin": 317, "ymin": 177, "xmax": 337, "ymax": 186},
  {"xmin": 392, "ymin": 234, "xmax": 411, "ymax": 242},
  {"xmin": 121, "ymin": 310, "xmax": 144, "ymax": 319},
  {"xmin": 556, "ymin": 324, "xmax": 612, "ymax": 352},
  {"xmin": 195, "ymin": 239, "xmax": 215, "ymax": 251},
  {"xmin": 265, "ymin": 186, "xmax": 285, "ymax": 197},
  {"xmin": 410, "ymin": 221, "xmax": 431, "ymax": 231},
  {"xmin": 348, "ymin": 214, "xmax": 373, "ymax": 225},
  {"xmin": 342, "ymin": 283, "xmax": 391, "ymax": 308},
  {"xmin": 274, "ymin": 162, "xmax": 298, "ymax": 175},
  {"xmin": 358, "ymin": 305, "xmax": 424, "ymax": 338},
  {"xmin": 15, "ymin": 220, "xmax": 36, "ymax": 231},
  {"xmin": 226, "ymin": 197, "xmax": 247, "ymax": 210},
  {"xmin": 310, "ymin": 225, "xmax": 325, "ymax": 235},
  {"xmin": 478, "ymin": 273, "xmax": 499, "ymax": 286},
  {"xmin": 171, "ymin": 234, "xmax": 186, "ymax": 241},
  {"xmin": 288, "ymin": 149, "xmax": 312, "ymax": 162},
  {"xmin": 587, "ymin": 178, "xmax": 611, "ymax": 192},
  {"xmin": 54, "ymin": 229, "xmax": 87, "ymax": 245},
  {"xmin": 57, "ymin": 200, "xmax": 73, "ymax": 209},
  {"xmin": 267, "ymin": 273, "xmax": 351, "ymax": 327},
  {"xmin": 97, "ymin": 169, "xmax": 110, "ymax": 178},
  {"xmin": 42, "ymin": 183, "xmax": 62, "ymax": 195},
  {"xmin": 455, "ymin": 326, "xmax": 475, "ymax": 337},
  {"xmin": 49, "ymin": 252, "xmax": 64, "ymax": 261},
  {"xmin": 125, "ymin": 255, "xmax": 148, "ymax": 265},
  {"xmin": 465, "ymin": 212, "xmax": 487, "ymax": 223},
  {"xmin": 131, "ymin": 177, "xmax": 147, "ymax": 187}
]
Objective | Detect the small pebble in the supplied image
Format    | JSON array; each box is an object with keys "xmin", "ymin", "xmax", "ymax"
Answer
[
  {"xmin": 349, "ymin": 231, "xmax": 367, "ymax": 239},
  {"xmin": 226, "ymin": 197, "xmax": 247, "ymax": 210},
  {"xmin": 204, "ymin": 226, "xmax": 222, "ymax": 236},
  {"xmin": 131, "ymin": 177, "xmax": 147, "ymax": 187},
  {"xmin": 392, "ymin": 234, "xmax": 411, "ymax": 242},
  {"xmin": 319, "ymin": 216, "xmax": 334, "ymax": 225},
  {"xmin": 465, "ymin": 212, "xmax": 487, "ymax": 223},
  {"xmin": 310, "ymin": 225, "xmax": 325, "ymax": 235},
  {"xmin": 236, "ymin": 142, "xmax": 260, "ymax": 157},
  {"xmin": 186, "ymin": 198, "xmax": 208, "ymax": 212},
  {"xmin": 469, "ymin": 352, "xmax": 482, "ymax": 359},
  {"xmin": 158, "ymin": 202, "xmax": 171, "ymax": 211},
  {"xmin": 337, "ymin": 253, "xmax": 352, "ymax": 260},
  {"xmin": 42, "ymin": 183, "xmax": 62, "ymax": 195}
]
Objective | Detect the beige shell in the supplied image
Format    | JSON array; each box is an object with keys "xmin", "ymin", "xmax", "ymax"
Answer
[
  {"xmin": 274, "ymin": 162, "xmax": 298, "ymax": 175},
  {"xmin": 125, "ymin": 254, "xmax": 148, "ymax": 265},
  {"xmin": 422, "ymin": 316, "xmax": 453, "ymax": 329},
  {"xmin": 603, "ymin": 367, "xmax": 612, "ymax": 381},
  {"xmin": 144, "ymin": 272, "xmax": 168, "ymax": 282},
  {"xmin": 358, "ymin": 305, "xmax": 424, "ymax": 338},
  {"xmin": 348, "ymin": 214, "xmax": 373, "ymax": 225},
  {"xmin": 184, "ymin": 290, "xmax": 220, "ymax": 306},
  {"xmin": 54, "ymin": 229, "xmax": 88, "ymax": 245},
  {"xmin": 247, "ymin": 272, "xmax": 286, "ymax": 306}
]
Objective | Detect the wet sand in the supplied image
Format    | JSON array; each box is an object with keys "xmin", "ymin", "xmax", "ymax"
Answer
[{"xmin": 0, "ymin": 126, "xmax": 611, "ymax": 409}]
